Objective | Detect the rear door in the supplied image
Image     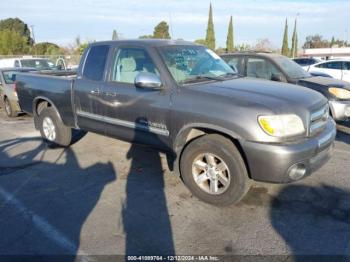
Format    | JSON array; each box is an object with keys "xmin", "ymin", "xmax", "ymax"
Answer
[
  {"xmin": 74, "ymin": 44, "xmax": 110, "ymax": 134},
  {"xmin": 99, "ymin": 45, "xmax": 172, "ymax": 148}
]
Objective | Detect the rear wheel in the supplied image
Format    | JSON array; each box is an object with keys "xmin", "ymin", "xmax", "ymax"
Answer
[
  {"xmin": 38, "ymin": 107, "xmax": 72, "ymax": 147},
  {"xmin": 4, "ymin": 98, "xmax": 17, "ymax": 117},
  {"xmin": 180, "ymin": 134, "xmax": 250, "ymax": 206}
]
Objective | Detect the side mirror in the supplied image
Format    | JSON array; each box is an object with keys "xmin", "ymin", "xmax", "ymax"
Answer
[
  {"xmin": 135, "ymin": 72, "xmax": 162, "ymax": 90},
  {"xmin": 271, "ymin": 73, "xmax": 284, "ymax": 82}
]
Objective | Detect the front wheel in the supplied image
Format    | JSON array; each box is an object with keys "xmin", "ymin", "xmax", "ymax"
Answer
[
  {"xmin": 180, "ymin": 134, "xmax": 250, "ymax": 206},
  {"xmin": 4, "ymin": 98, "xmax": 17, "ymax": 117},
  {"xmin": 38, "ymin": 107, "xmax": 72, "ymax": 147}
]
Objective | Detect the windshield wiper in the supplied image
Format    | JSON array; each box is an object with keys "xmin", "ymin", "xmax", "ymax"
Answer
[
  {"xmin": 180, "ymin": 75, "xmax": 224, "ymax": 84},
  {"xmin": 217, "ymin": 72, "xmax": 242, "ymax": 79}
]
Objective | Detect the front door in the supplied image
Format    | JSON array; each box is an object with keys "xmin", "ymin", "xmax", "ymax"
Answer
[
  {"xmin": 100, "ymin": 46, "xmax": 172, "ymax": 149},
  {"xmin": 314, "ymin": 61, "xmax": 343, "ymax": 80}
]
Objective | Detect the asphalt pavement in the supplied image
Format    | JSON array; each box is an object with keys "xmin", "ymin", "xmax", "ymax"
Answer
[{"xmin": 0, "ymin": 111, "xmax": 350, "ymax": 260}]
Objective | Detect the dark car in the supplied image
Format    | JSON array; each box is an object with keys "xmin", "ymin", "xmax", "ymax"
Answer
[
  {"xmin": 293, "ymin": 57, "xmax": 321, "ymax": 70},
  {"xmin": 16, "ymin": 40, "xmax": 335, "ymax": 206},
  {"xmin": 221, "ymin": 52, "xmax": 350, "ymax": 122}
]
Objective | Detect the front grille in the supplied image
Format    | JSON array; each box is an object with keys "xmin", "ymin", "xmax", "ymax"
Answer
[{"xmin": 309, "ymin": 104, "xmax": 329, "ymax": 135}]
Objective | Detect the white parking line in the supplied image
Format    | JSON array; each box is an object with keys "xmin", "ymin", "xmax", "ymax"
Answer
[{"xmin": 0, "ymin": 186, "xmax": 93, "ymax": 261}]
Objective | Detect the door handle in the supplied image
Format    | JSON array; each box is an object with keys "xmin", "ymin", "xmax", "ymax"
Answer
[{"xmin": 90, "ymin": 89, "xmax": 100, "ymax": 95}]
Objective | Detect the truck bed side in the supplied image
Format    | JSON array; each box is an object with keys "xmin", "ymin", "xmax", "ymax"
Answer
[{"xmin": 16, "ymin": 73, "xmax": 76, "ymax": 127}]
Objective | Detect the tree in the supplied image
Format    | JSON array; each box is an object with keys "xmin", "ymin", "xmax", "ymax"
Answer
[
  {"xmin": 330, "ymin": 37, "xmax": 349, "ymax": 47},
  {"xmin": 153, "ymin": 21, "xmax": 171, "ymax": 39},
  {"xmin": 0, "ymin": 18, "xmax": 33, "ymax": 45},
  {"xmin": 291, "ymin": 19, "xmax": 298, "ymax": 58},
  {"xmin": 78, "ymin": 43, "xmax": 88, "ymax": 55},
  {"xmin": 226, "ymin": 16, "xmax": 234, "ymax": 52},
  {"xmin": 68, "ymin": 36, "xmax": 90, "ymax": 55},
  {"xmin": 0, "ymin": 30, "xmax": 29, "ymax": 55},
  {"xmin": 236, "ymin": 43, "xmax": 252, "ymax": 51},
  {"xmin": 112, "ymin": 30, "xmax": 119, "ymax": 40},
  {"xmin": 281, "ymin": 19, "xmax": 289, "ymax": 56},
  {"xmin": 32, "ymin": 42, "xmax": 60, "ymax": 55},
  {"xmin": 194, "ymin": 39, "xmax": 207, "ymax": 46},
  {"xmin": 330, "ymin": 36, "xmax": 335, "ymax": 47},
  {"xmin": 254, "ymin": 38, "xmax": 274, "ymax": 52},
  {"xmin": 205, "ymin": 3, "xmax": 216, "ymax": 50},
  {"xmin": 138, "ymin": 35, "xmax": 153, "ymax": 39},
  {"xmin": 303, "ymin": 34, "xmax": 330, "ymax": 49}
]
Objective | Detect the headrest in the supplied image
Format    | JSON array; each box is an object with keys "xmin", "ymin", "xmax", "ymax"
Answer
[{"xmin": 120, "ymin": 57, "xmax": 136, "ymax": 72}]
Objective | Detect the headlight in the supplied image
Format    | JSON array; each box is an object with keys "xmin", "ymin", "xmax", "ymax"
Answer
[
  {"xmin": 328, "ymin": 88, "xmax": 350, "ymax": 99},
  {"xmin": 258, "ymin": 114, "xmax": 305, "ymax": 137}
]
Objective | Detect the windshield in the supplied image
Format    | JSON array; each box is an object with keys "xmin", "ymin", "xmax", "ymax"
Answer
[
  {"xmin": 20, "ymin": 59, "xmax": 56, "ymax": 70},
  {"xmin": 274, "ymin": 56, "xmax": 311, "ymax": 79},
  {"xmin": 158, "ymin": 46, "xmax": 236, "ymax": 84}
]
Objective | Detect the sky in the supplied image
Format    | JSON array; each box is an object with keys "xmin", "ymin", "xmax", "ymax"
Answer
[{"xmin": 1, "ymin": 0, "xmax": 349, "ymax": 48}]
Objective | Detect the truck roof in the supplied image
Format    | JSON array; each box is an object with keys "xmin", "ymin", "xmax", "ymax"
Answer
[
  {"xmin": 89, "ymin": 39, "xmax": 198, "ymax": 47},
  {"xmin": 221, "ymin": 52, "xmax": 284, "ymax": 59}
]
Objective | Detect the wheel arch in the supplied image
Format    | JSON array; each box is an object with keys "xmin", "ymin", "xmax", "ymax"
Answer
[
  {"xmin": 32, "ymin": 96, "xmax": 63, "ymax": 129},
  {"xmin": 173, "ymin": 124, "xmax": 251, "ymax": 179}
]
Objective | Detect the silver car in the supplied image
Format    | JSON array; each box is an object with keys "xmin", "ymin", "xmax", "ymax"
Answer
[{"xmin": 0, "ymin": 68, "xmax": 37, "ymax": 117}]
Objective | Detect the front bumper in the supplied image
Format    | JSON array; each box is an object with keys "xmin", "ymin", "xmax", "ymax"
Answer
[
  {"xmin": 329, "ymin": 100, "xmax": 350, "ymax": 121},
  {"xmin": 241, "ymin": 119, "xmax": 336, "ymax": 183}
]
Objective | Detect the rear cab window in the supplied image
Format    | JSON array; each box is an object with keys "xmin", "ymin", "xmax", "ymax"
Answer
[{"xmin": 83, "ymin": 45, "xmax": 110, "ymax": 81}]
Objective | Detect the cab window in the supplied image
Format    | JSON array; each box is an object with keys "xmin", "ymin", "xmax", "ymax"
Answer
[
  {"xmin": 246, "ymin": 58, "xmax": 280, "ymax": 80},
  {"xmin": 83, "ymin": 45, "xmax": 110, "ymax": 81},
  {"xmin": 224, "ymin": 56, "xmax": 243, "ymax": 75},
  {"xmin": 110, "ymin": 47, "xmax": 159, "ymax": 84}
]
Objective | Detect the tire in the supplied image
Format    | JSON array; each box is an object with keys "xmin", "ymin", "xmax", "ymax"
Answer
[
  {"xmin": 4, "ymin": 98, "xmax": 17, "ymax": 117},
  {"xmin": 38, "ymin": 107, "xmax": 72, "ymax": 147},
  {"xmin": 180, "ymin": 134, "xmax": 250, "ymax": 206}
]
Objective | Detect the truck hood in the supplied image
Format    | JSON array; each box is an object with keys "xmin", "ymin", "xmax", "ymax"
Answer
[
  {"xmin": 298, "ymin": 76, "xmax": 350, "ymax": 91},
  {"xmin": 187, "ymin": 77, "xmax": 326, "ymax": 113}
]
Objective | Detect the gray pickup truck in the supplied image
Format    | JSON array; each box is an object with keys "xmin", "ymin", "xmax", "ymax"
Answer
[{"xmin": 16, "ymin": 40, "xmax": 336, "ymax": 206}]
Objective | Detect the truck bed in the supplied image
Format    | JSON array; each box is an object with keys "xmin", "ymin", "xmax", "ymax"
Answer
[{"xmin": 16, "ymin": 73, "xmax": 76, "ymax": 127}]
